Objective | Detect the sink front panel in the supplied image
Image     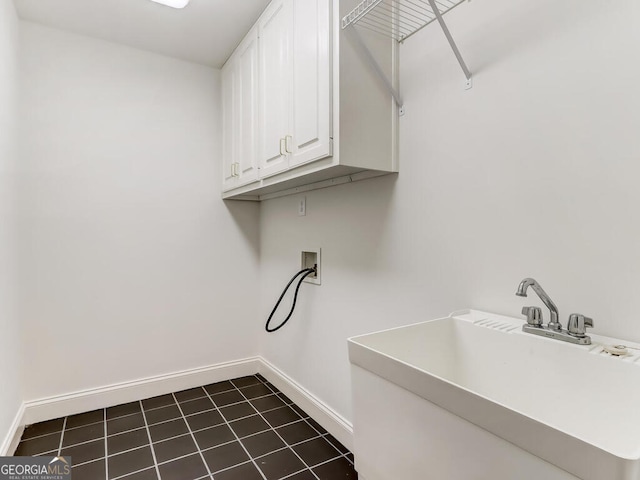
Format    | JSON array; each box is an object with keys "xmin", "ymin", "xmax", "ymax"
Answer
[{"xmin": 351, "ymin": 364, "xmax": 579, "ymax": 480}]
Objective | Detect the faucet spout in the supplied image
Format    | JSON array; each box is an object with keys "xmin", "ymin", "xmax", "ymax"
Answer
[
  {"xmin": 515, "ymin": 278, "xmax": 534, "ymax": 297},
  {"xmin": 515, "ymin": 278, "xmax": 561, "ymax": 331}
]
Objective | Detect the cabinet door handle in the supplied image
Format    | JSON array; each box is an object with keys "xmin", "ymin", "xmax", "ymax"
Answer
[
  {"xmin": 285, "ymin": 135, "xmax": 292, "ymax": 154},
  {"xmin": 234, "ymin": 163, "xmax": 239, "ymax": 177},
  {"xmin": 279, "ymin": 138, "xmax": 286, "ymax": 156}
]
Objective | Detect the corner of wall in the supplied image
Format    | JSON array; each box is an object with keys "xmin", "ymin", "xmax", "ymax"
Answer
[{"xmin": 0, "ymin": 0, "xmax": 24, "ymax": 454}]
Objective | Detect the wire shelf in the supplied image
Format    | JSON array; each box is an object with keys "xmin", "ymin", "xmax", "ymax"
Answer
[{"xmin": 342, "ymin": 0, "xmax": 467, "ymax": 43}]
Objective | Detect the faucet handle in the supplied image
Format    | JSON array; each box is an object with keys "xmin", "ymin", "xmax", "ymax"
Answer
[
  {"xmin": 522, "ymin": 306, "xmax": 543, "ymax": 327},
  {"xmin": 567, "ymin": 314, "xmax": 594, "ymax": 337}
]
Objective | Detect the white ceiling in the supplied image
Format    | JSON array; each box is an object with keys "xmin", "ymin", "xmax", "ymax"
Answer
[{"xmin": 14, "ymin": 0, "xmax": 271, "ymax": 68}]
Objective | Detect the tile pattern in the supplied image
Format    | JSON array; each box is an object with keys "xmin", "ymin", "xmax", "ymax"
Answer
[{"xmin": 15, "ymin": 375, "xmax": 357, "ymax": 480}]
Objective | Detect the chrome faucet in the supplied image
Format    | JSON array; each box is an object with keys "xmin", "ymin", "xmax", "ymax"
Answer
[
  {"xmin": 515, "ymin": 278, "xmax": 562, "ymax": 331},
  {"xmin": 515, "ymin": 277, "xmax": 594, "ymax": 345}
]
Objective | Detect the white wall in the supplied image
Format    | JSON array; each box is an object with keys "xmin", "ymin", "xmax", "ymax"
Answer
[
  {"xmin": 259, "ymin": 0, "xmax": 640, "ymax": 422},
  {"xmin": 17, "ymin": 23, "xmax": 260, "ymax": 400},
  {"xmin": 0, "ymin": 0, "xmax": 22, "ymax": 447}
]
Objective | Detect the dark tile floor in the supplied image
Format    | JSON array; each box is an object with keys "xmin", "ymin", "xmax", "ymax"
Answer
[{"xmin": 15, "ymin": 375, "xmax": 357, "ymax": 480}]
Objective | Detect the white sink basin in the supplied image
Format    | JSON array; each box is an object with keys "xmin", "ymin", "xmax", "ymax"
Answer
[{"xmin": 349, "ymin": 310, "xmax": 640, "ymax": 480}]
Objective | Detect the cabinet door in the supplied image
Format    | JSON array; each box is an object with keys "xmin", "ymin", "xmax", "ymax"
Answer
[
  {"xmin": 235, "ymin": 30, "xmax": 260, "ymax": 186},
  {"xmin": 289, "ymin": 0, "xmax": 332, "ymax": 167},
  {"xmin": 258, "ymin": 0, "xmax": 292, "ymax": 178},
  {"xmin": 221, "ymin": 61, "xmax": 236, "ymax": 191}
]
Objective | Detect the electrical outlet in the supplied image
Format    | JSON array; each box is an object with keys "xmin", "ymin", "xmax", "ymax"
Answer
[
  {"xmin": 301, "ymin": 249, "xmax": 321, "ymax": 285},
  {"xmin": 298, "ymin": 197, "xmax": 306, "ymax": 216}
]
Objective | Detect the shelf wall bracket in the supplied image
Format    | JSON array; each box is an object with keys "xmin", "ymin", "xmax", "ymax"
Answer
[
  {"xmin": 345, "ymin": 25, "xmax": 404, "ymax": 114},
  {"xmin": 426, "ymin": 0, "xmax": 472, "ymax": 88}
]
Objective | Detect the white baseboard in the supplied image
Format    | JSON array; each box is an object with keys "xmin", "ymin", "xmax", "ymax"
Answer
[
  {"xmin": 4, "ymin": 355, "xmax": 354, "ymax": 458},
  {"xmin": 1, "ymin": 403, "xmax": 25, "ymax": 456},
  {"xmin": 257, "ymin": 357, "xmax": 354, "ymax": 451},
  {"xmin": 22, "ymin": 357, "xmax": 260, "ymax": 426}
]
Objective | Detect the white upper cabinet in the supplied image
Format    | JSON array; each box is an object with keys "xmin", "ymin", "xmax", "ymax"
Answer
[
  {"xmin": 235, "ymin": 29, "xmax": 260, "ymax": 187},
  {"xmin": 221, "ymin": 61, "xmax": 236, "ymax": 191},
  {"xmin": 222, "ymin": 0, "xmax": 398, "ymax": 200},
  {"xmin": 258, "ymin": 0, "xmax": 292, "ymax": 178},
  {"xmin": 222, "ymin": 29, "xmax": 260, "ymax": 191},
  {"xmin": 258, "ymin": 0, "xmax": 331, "ymax": 175},
  {"xmin": 289, "ymin": 0, "xmax": 331, "ymax": 168}
]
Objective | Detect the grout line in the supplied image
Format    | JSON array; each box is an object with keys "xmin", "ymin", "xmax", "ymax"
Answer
[
  {"xmin": 217, "ymin": 395, "xmax": 278, "ymax": 413},
  {"xmin": 57, "ymin": 417, "xmax": 67, "ymax": 456},
  {"xmin": 324, "ymin": 435, "xmax": 350, "ymax": 457},
  {"xmin": 104, "ymin": 411, "xmax": 144, "ymax": 426},
  {"xmin": 106, "ymin": 409, "xmax": 144, "ymax": 423},
  {"xmin": 213, "ymin": 392, "xmax": 276, "ymax": 409},
  {"xmin": 210, "ymin": 459, "xmax": 253, "ymax": 475},
  {"xmin": 181, "ymin": 407, "xmax": 218, "ymax": 418},
  {"xmin": 20, "ymin": 418, "xmax": 104, "ymax": 442},
  {"xmin": 217, "ymin": 404, "xmax": 293, "ymax": 426},
  {"xmin": 104, "ymin": 409, "xmax": 109, "ymax": 480},
  {"xmin": 301, "ymin": 452, "xmax": 350, "ymax": 474},
  {"xmin": 34, "ymin": 449, "xmax": 59, "ymax": 457},
  {"xmin": 58, "ymin": 431, "xmax": 127, "ymax": 451},
  {"xmin": 139, "ymin": 401, "xmax": 163, "ymax": 480},
  {"xmin": 200, "ymin": 382, "xmax": 268, "ymax": 480},
  {"xmin": 145, "ymin": 409, "xmax": 215, "ymax": 428},
  {"xmin": 154, "ymin": 450, "xmax": 207, "ymax": 468},
  {"xmin": 107, "ymin": 444, "xmax": 149, "ymax": 459},
  {"xmin": 173, "ymin": 387, "xmax": 207, "ymax": 401},
  {"xmin": 306, "ymin": 428, "xmax": 345, "ymax": 457},
  {"xmin": 63, "ymin": 418, "xmax": 107, "ymax": 433},
  {"xmin": 141, "ymin": 402, "xmax": 178, "ymax": 413},
  {"xmin": 108, "ymin": 426, "xmax": 149, "ymax": 440},
  {"xmin": 195, "ymin": 439, "xmax": 237, "ymax": 457},
  {"xmin": 230, "ymin": 382, "xmax": 322, "ymax": 480},
  {"xmin": 250, "ymin": 439, "xmax": 317, "ymax": 462},
  {"xmin": 229, "ymin": 378, "xmax": 263, "ymax": 388},
  {"xmin": 70, "ymin": 456, "xmax": 106, "ymax": 469},
  {"xmin": 115, "ymin": 465, "xmax": 161, "ymax": 480},
  {"xmin": 203, "ymin": 385, "xmax": 238, "ymax": 396},
  {"xmin": 278, "ymin": 468, "xmax": 310, "ymax": 480},
  {"xmin": 151, "ymin": 432, "xmax": 191, "ymax": 447},
  {"xmin": 343, "ymin": 451, "xmax": 354, "ymax": 465},
  {"xmin": 20, "ymin": 430, "xmax": 66, "ymax": 443},
  {"xmin": 170, "ymin": 393, "xmax": 215, "ymax": 480},
  {"xmin": 303, "ymin": 418, "xmax": 328, "ymax": 437},
  {"xmin": 111, "ymin": 465, "xmax": 158, "ymax": 480}
]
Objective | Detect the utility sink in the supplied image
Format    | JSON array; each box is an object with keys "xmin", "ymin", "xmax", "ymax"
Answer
[{"xmin": 349, "ymin": 310, "xmax": 640, "ymax": 480}]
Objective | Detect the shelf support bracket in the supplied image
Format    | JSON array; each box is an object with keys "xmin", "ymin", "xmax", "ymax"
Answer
[
  {"xmin": 345, "ymin": 26, "xmax": 404, "ymax": 112},
  {"xmin": 427, "ymin": 0, "xmax": 472, "ymax": 88}
]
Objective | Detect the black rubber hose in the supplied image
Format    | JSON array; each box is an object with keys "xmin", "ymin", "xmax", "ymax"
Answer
[{"xmin": 265, "ymin": 268, "xmax": 316, "ymax": 333}]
